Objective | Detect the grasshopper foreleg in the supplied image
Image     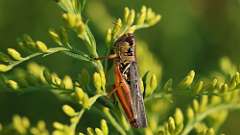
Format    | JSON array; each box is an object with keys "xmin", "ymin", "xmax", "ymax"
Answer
[{"xmin": 94, "ymin": 54, "xmax": 118, "ymax": 60}]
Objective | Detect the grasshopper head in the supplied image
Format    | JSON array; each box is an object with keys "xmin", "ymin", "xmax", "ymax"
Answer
[{"xmin": 115, "ymin": 33, "xmax": 136, "ymax": 62}]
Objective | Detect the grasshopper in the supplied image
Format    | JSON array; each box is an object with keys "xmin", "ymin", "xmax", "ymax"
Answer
[{"xmin": 96, "ymin": 33, "xmax": 147, "ymax": 128}]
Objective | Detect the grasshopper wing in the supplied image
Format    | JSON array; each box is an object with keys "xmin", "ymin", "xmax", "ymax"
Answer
[{"xmin": 128, "ymin": 61, "xmax": 148, "ymax": 128}]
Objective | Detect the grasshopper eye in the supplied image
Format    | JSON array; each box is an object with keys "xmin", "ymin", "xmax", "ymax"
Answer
[{"xmin": 128, "ymin": 48, "xmax": 134, "ymax": 53}]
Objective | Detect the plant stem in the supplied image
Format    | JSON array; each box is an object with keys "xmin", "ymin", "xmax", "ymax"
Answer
[
  {"xmin": 71, "ymin": 109, "xmax": 85, "ymax": 133},
  {"xmin": 104, "ymin": 109, "xmax": 127, "ymax": 135},
  {"xmin": 3, "ymin": 47, "xmax": 69, "ymax": 72},
  {"xmin": 181, "ymin": 103, "xmax": 240, "ymax": 135}
]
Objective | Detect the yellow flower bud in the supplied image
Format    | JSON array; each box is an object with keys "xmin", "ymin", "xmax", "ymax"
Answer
[
  {"xmin": 62, "ymin": 105, "xmax": 76, "ymax": 117},
  {"xmin": 22, "ymin": 117, "xmax": 30, "ymax": 128},
  {"xmin": 150, "ymin": 74, "xmax": 157, "ymax": 92},
  {"xmin": 53, "ymin": 122, "xmax": 64, "ymax": 130},
  {"xmin": 100, "ymin": 71, "xmax": 106, "ymax": 88},
  {"xmin": 137, "ymin": 6, "xmax": 147, "ymax": 25},
  {"xmin": 52, "ymin": 130, "xmax": 64, "ymax": 135},
  {"xmin": 37, "ymin": 120, "xmax": 46, "ymax": 130},
  {"xmin": 93, "ymin": 72, "xmax": 102, "ymax": 93},
  {"xmin": 146, "ymin": 8, "xmax": 154, "ymax": 20},
  {"xmin": 229, "ymin": 79, "xmax": 236, "ymax": 89},
  {"xmin": 75, "ymin": 87, "xmax": 85, "ymax": 101},
  {"xmin": 49, "ymin": 30, "xmax": 59, "ymax": 39},
  {"xmin": 192, "ymin": 99, "xmax": 199, "ymax": 112},
  {"xmin": 193, "ymin": 81, "xmax": 204, "ymax": 94},
  {"xmin": 30, "ymin": 127, "xmax": 39, "ymax": 134},
  {"xmin": 36, "ymin": 41, "xmax": 48, "ymax": 52},
  {"xmin": 27, "ymin": 62, "xmax": 44, "ymax": 78},
  {"xmin": 87, "ymin": 127, "xmax": 95, "ymax": 135},
  {"xmin": 63, "ymin": 13, "xmax": 77, "ymax": 28},
  {"xmin": 145, "ymin": 128, "xmax": 153, "ymax": 135},
  {"xmin": 62, "ymin": 75, "xmax": 73, "ymax": 89},
  {"xmin": 220, "ymin": 57, "xmax": 235, "ymax": 76},
  {"xmin": 187, "ymin": 107, "xmax": 194, "ymax": 120},
  {"xmin": 144, "ymin": 72, "xmax": 157, "ymax": 96},
  {"xmin": 13, "ymin": 115, "xmax": 28, "ymax": 134},
  {"xmin": 174, "ymin": 108, "xmax": 183, "ymax": 126},
  {"xmin": 7, "ymin": 48, "xmax": 23, "ymax": 61},
  {"xmin": 76, "ymin": 21, "xmax": 85, "ymax": 37},
  {"xmin": 101, "ymin": 119, "xmax": 108, "ymax": 135},
  {"xmin": 106, "ymin": 29, "xmax": 112, "ymax": 44},
  {"xmin": 217, "ymin": 82, "xmax": 224, "ymax": 90},
  {"xmin": 206, "ymin": 128, "xmax": 215, "ymax": 135},
  {"xmin": 0, "ymin": 64, "xmax": 9, "ymax": 72},
  {"xmin": 95, "ymin": 128, "xmax": 104, "ymax": 135},
  {"xmin": 199, "ymin": 96, "xmax": 208, "ymax": 112},
  {"xmin": 157, "ymin": 127, "xmax": 165, "ymax": 135},
  {"xmin": 127, "ymin": 27, "xmax": 135, "ymax": 33},
  {"xmin": 195, "ymin": 123, "xmax": 207, "ymax": 133},
  {"xmin": 49, "ymin": 30, "xmax": 62, "ymax": 46},
  {"xmin": 113, "ymin": 18, "xmax": 122, "ymax": 38},
  {"xmin": 210, "ymin": 96, "xmax": 221, "ymax": 105},
  {"xmin": 124, "ymin": 7, "xmax": 130, "ymax": 23},
  {"xmin": 70, "ymin": 116, "xmax": 79, "ymax": 124},
  {"xmin": 168, "ymin": 117, "xmax": 176, "ymax": 133},
  {"xmin": 188, "ymin": 70, "xmax": 195, "ymax": 81},
  {"xmin": 103, "ymin": 107, "xmax": 110, "ymax": 113},
  {"xmin": 127, "ymin": 9, "xmax": 135, "ymax": 26},
  {"xmin": 82, "ymin": 94, "xmax": 90, "ymax": 109},
  {"xmin": 6, "ymin": 80, "xmax": 19, "ymax": 90},
  {"xmin": 178, "ymin": 70, "xmax": 195, "ymax": 88},
  {"xmin": 51, "ymin": 73, "xmax": 62, "ymax": 86},
  {"xmin": 221, "ymin": 83, "xmax": 228, "ymax": 93},
  {"xmin": 235, "ymin": 72, "xmax": 240, "ymax": 83},
  {"xmin": 148, "ymin": 15, "xmax": 161, "ymax": 26},
  {"xmin": 212, "ymin": 78, "xmax": 218, "ymax": 88}
]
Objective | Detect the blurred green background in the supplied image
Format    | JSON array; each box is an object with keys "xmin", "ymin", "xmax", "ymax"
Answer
[{"xmin": 0, "ymin": 0, "xmax": 240, "ymax": 134}]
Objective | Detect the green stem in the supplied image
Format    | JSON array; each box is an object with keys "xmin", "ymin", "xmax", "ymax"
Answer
[
  {"xmin": 144, "ymin": 93, "xmax": 172, "ymax": 103},
  {"xmin": 3, "ymin": 47, "xmax": 69, "ymax": 72},
  {"xmin": 103, "ymin": 46, "xmax": 112, "ymax": 73},
  {"xmin": 104, "ymin": 108, "xmax": 127, "ymax": 135},
  {"xmin": 71, "ymin": 109, "xmax": 86, "ymax": 132},
  {"xmin": 132, "ymin": 24, "xmax": 150, "ymax": 31},
  {"xmin": 83, "ymin": 25, "xmax": 106, "ymax": 93},
  {"xmin": 89, "ymin": 94, "xmax": 106, "ymax": 106},
  {"xmin": 71, "ymin": 94, "xmax": 105, "ymax": 134},
  {"xmin": 181, "ymin": 103, "xmax": 240, "ymax": 135}
]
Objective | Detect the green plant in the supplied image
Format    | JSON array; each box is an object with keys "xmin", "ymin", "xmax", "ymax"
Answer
[{"xmin": 0, "ymin": 0, "xmax": 240, "ymax": 135}]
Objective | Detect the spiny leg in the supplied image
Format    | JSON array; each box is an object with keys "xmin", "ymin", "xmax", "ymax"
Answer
[
  {"xmin": 94, "ymin": 54, "xmax": 118, "ymax": 60},
  {"xmin": 107, "ymin": 82, "xmax": 124, "ymax": 98}
]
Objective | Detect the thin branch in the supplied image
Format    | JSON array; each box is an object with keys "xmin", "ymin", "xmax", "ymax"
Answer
[
  {"xmin": 3, "ymin": 47, "xmax": 69, "ymax": 72},
  {"xmin": 181, "ymin": 103, "xmax": 240, "ymax": 135}
]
